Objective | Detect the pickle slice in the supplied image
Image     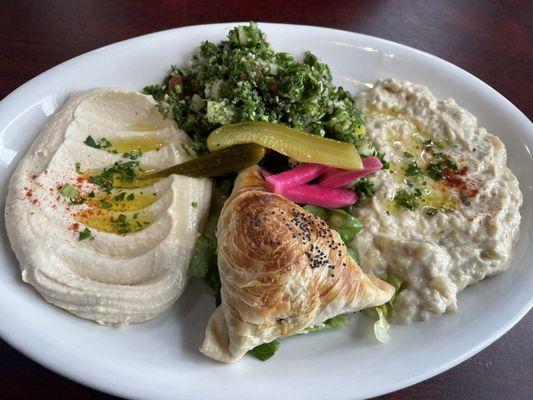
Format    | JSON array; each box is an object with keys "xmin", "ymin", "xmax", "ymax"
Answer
[
  {"xmin": 207, "ymin": 121, "xmax": 363, "ymax": 170},
  {"xmin": 143, "ymin": 143, "xmax": 265, "ymax": 179}
]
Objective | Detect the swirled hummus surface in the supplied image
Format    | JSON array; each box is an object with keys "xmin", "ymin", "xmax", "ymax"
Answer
[
  {"xmin": 353, "ymin": 79, "xmax": 522, "ymax": 324},
  {"xmin": 5, "ymin": 88, "xmax": 211, "ymax": 325}
]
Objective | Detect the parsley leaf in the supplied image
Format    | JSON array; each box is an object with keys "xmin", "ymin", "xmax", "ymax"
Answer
[
  {"xmin": 394, "ymin": 189, "xmax": 421, "ymax": 210},
  {"xmin": 353, "ymin": 178, "xmax": 375, "ymax": 199},
  {"xmin": 122, "ymin": 150, "xmax": 142, "ymax": 160},
  {"xmin": 78, "ymin": 228, "xmax": 92, "ymax": 241},
  {"xmin": 114, "ymin": 192, "xmax": 126, "ymax": 201},
  {"xmin": 405, "ymin": 161, "xmax": 422, "ymax": 176},
  {"xmin": 89, "ymin": 160, "xmax": 139, "ymax": 193},
  {"xmin": 59, "ymin": 184, "xmax": 80, "ymax": 199},
  {"xmin": 84, "ymin": 135, "xmax": 112, "ymax": 149},
  {"xmin": 425, "ymin": 159, "xmax": 458, "ymax": 181}
]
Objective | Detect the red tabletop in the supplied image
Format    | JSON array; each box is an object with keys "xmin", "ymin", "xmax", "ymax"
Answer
[{"xmin": 1, "ymin": 1, "xmax": 531, "ymax": 399}]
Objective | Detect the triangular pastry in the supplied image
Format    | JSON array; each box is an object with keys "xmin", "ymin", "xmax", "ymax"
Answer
[{"xmin": 200, "ymin": 166, "xmax": 394, "ymax": 362}]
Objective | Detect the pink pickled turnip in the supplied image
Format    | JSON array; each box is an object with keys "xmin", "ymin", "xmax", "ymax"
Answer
[
  {"xmin": 265, "ymin": 163, "xmax": 329, "ymax": 193},
  {"xmin": 280, "ymin": 184, "xmax": 358, "ymax": 208},
  {"xmin": 318, "ymin": 156, "xmax": 382, "ymax": 189}
]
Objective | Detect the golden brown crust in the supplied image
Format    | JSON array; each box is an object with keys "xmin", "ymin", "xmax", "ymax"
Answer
[{"xmin": 200, "ymin": 166, "xmax": 395, "ymax": 363}]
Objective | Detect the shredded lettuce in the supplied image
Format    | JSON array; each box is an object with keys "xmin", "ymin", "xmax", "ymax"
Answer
[
  {"xmin": 373, "ymin": 305, "xmax": 391, "ymax": 343},
  {"xmin": 248, "ymin": 314, "xmax": 349, "ymax": 361},
  {"xmin": 187, "ymin": 233, "xmax": 221, "ymax": 306},
  {"xmin": 305, "ymin": 314, "xmax": 349, "ymax": 332},
  {"xmin": 370, "ymin": 274, "xmax": 404, "ymax": 343},
  {"xmin": 248, "ymin": 341, "xmax": 280, "ymax": 361},
  {"xmin": 303, "ymin": 205, "xmax": 363, "ymax": 245}
]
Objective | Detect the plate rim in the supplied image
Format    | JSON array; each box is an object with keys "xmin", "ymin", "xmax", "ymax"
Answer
[{"xmin": 0, "ymin": 21, "xmax": 531, "ymax": 400}]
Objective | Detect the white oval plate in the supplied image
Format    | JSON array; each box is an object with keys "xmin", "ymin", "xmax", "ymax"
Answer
[{"xmin": 0, "ymin": 23, "xmax": 531, "ymax": 400}]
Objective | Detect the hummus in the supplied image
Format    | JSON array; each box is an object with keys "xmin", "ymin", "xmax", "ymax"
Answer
[
  {"xmin": 353, "ymin": 79, "xmax": 522, "ymax": 324},
  {"xmin": 5, "ymin": 88, "xmax": 211, "ymax": 325}
]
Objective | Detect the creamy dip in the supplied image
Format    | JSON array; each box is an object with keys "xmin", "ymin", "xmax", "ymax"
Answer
[
  {"xmin": 353, "ymin": 79, "xmax": 522, "ymax": 324},
  {"xmin": 5, "ymin": 88, "xmax": 211, "ymax": 325}
]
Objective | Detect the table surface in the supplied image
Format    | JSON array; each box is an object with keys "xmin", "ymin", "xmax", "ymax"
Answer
[{"xmin": 0, "ymin": 0, "xmax": 531, "ymax": 399}]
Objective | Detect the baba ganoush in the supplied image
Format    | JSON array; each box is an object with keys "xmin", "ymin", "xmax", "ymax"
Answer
[
  {"xmin": 352, "ymin": 79, "xmax": 522, "ymax": 324},
  {"xmin": 5, "ymin": 88, "xmax": 211, "ymax": 325}
]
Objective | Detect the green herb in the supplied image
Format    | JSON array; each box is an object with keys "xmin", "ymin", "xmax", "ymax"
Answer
[
  {"xmin": 132, "ymin": 212, "xmax": 139, "ymax": 219},
  {"xmin": 191, "ymin": 201, "xmax": 198, "ymax": 208},
  {"xmin": 353, "ymin": 178, "xmax": 375, "ymax": 199},
  {"xmin": 425, "ymin": 158, "xmax": 458, "ymax": 181},
  {"xmin": 88, "ymin": 191, "xmax": 95, "ymax": 198},
  {"xmin": 248, "ymin": 341, "xmax": 280, "ymax": 361},
  {"xmin": 394, "ymin": 189, "xmax": 421, "ymax": 210},
  {"xmin": 423, "ymin": 139, "xmax": 445, "ymax": 150},
  {"xmin": 99, "ymin": 199, "xmax": 112, "ymax": 208},
  {"xmin": 59, "ymin": 184, "xmax": 80, "ymax": 199},
  {"xmin": 75, "ymin": 162, "xmax": 81, "ymax": 173},
  {"xmin": 84, "ymin": 135, "xmax": 112, "ymax": 149},
  {"xmin": 375, "ymin": 151, "xmax": 390, "ymax": 169},
  {"xmin": 127, "ymin": 193, "xmax": 135, "ymax": 201},
  {"xmin": 89, "ymin": 160, "xmax": 139, "ymax": 193},
  {"xmin": 110, "ymin": 214, "xmax": 142, "ymax": 234},
  {"xmin": 403, "ymin": 151, "xmax": 413, "ymax": 158},
  {"xmin": 143, "ymin": 22, "xmax": 365, "ymax": 147},
  {"xmin": 405, "ymin": 161, "xmax": 422, "ymax": 176},
  {"xmin": 424, "ymin": 207, "xmax": 438, "ymax": 217},
  {"xmin": 78, "ymin": 228, "xmax": 92, "ymax": 241},
  {"xmin": 122, "ymin": 150, "xmax": 142, "ymax": 160},
  {"xmin": 114, "ymin": 192, "xmax": 126, "ymax": 201}
]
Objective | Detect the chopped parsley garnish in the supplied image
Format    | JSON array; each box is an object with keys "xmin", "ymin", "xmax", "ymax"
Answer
[
  {"xmin": 425, "ymin": 159, "xmax": 458, "ymax": 181},
  {"xmin": 88, "ymin": 191, "xmax": 95, "ymax": 198},
  {"xmin": 403, "ymin": 151, "xmax": 413, "ymax": 158},
  {"xmin": 122, "ymin": 150, "xmax": 142, "ymax": 160},
  {"xmin": 423, "ymin": 139, "xmax": 445, "ymax": 150},
  {"xmin": 75, "ymin": 162, "xmax": 81, "ymax": 173},
  {"xmin": 89, "ymin": 160, "xmax": 139, "ymax": 193},
  {"xmin": 78, "ymin": 228, "xmax": 92, "ymax": 241},
  {"xmin": 394, "ymin": 188, "xmax": 422, "ymax": 210},
  {"xmin": 84, "ymin": 135, "xmax": 112, "ymax": 149},
  {"xmin": 99, "ymin": 198, "xmax": 112, "ymax": 208},
  {"xmin": 126, "ymin": 193, "xmax": 135, "ymax": 201},
  {"xmin": 191, "ymin": 201, "xmax": 198, "ymax": 208},
  {"xmin": 405, "ymin": 161, "xmax": 423, "ymax": 176},
  {"xmin": 114, "ymin": 192, "xmax": 126, "ymax": 201},
  {"xmin": 110, "ymin": 214, "xmax": 142, "ymax": 234},
  {"xmin": 375, "ymin": 151, "xmax": 390, "ymax": 169},
  {"xmin": 59, "ymin": 184, "xmax": 80, "ymax": 199},
  {"xmin": 424, "ymin": 207, "xmax": 438, "ymax": 217},
  {"xmin": 353, "ymin": 178, "xmax": 375, "ymax": 200}
]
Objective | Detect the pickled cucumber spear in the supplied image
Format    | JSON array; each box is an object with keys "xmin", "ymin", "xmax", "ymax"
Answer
[{"xmin": 141, "ymin": 143, "xmax": 265, "ymax": 179}]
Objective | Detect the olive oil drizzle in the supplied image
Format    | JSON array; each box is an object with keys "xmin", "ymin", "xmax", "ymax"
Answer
[{"xmin": 366, "ymin": 107, "xmax": 460, "ymax": 215}]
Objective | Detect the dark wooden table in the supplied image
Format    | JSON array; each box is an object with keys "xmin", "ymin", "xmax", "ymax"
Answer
[{"xmin": 1, "ymin": 1, "xmax": 531, "ymax": 399}]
